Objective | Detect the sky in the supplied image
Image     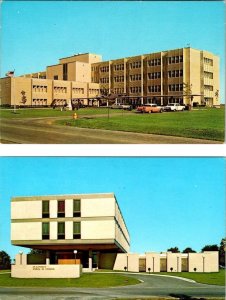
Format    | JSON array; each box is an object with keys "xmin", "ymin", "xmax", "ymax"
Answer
[
  {"xmin": 1, "ymin": 1, "xmax": 225, "ymax": 102},
  {"xmin": 0, "ymin": 157, "xmax": 224, "ymax": 259}
]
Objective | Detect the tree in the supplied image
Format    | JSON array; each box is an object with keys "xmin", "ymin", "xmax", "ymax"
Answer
[
  {"xmin": 20, "ymin": 90, "xmax": 27, "ymax": 105},
  {"xmin": 201, "ymin": 244, "xmax": 219, "ymax": 252},
  {"xmin": 167, "ymin": 247, "xmax": 180, "ymax": 253},
  {"xmin": 29, "ymin": 249, "xmax": 44, "ymax": 255},
  {"xmin": 183, "ymin": 82, "xmax": 193, "ymax": 107},
  {"xmin": 182, "ymin": 247, "xmax": 196, "ymax": 253},
  {"xmin": 219, "ymin": 238, "xmax": 225, "ymax": 266},
  {"xmin": 0, "ymin": 251, "xmax": 11, "ymax": 269}
]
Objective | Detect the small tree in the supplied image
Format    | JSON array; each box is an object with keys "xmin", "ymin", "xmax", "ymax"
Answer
[
  {"xmin": 219, "ymin": 238, "xmax": 225, "ymax": 266},
  {"xmin": 182, "ymin": 247, "xmax": 196, "ymax": 253},
  {"xmin": 20, "ymin": 90, "xmax": 27, "ymax": 105},
  {"xmin": 29, "ymin": 249, "xmax": 44, "ymax": 254},
  {"xmin": 183, "ymin": 82, "xmax": 193, "ymax": 107},
  {"xmin": 167, "ymin": 247, "xmax": 180, "ymax": 253},
  {"xmin": 0, "ymin": 251, "xmax": 11, "ymax": 269}
]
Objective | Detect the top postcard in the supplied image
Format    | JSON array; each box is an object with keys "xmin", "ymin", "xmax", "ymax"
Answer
[{"xmin": 0, "ymin": 1, "xmax": 224, "ymax": 144}]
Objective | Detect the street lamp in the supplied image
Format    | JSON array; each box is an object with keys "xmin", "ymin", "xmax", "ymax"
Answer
[{"xmin": 73, "ymin": 250, "xmax": 78, "ymax": 263}]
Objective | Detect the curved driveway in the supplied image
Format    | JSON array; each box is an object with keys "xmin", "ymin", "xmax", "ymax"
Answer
[
  {"xmin": 0, "ymin": 117, "xmax": 221, "ymax": 144},
  {"xmin": 0, "ymin": 273, "xmax": 224, "ymax": 299}
]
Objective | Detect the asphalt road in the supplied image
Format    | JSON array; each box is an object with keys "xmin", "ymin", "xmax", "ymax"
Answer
[
  {"xmin": 0, "ymin": 273, "xmax": 224, "ymax": 299},
  {"xmin": 0, "ymin": 117, "xmax": 221, "ymax": 144}
]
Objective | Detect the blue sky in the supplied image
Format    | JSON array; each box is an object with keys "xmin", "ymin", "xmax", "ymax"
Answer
[
  {"xmin": 0, "ymin": 157, "xmax": 224, "ymax": 259},
  {"xmin": 1, "ymin": 1, "xmax": 225, "ymax": 102}
]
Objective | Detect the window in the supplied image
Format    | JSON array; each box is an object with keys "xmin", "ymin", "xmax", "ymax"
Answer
[
  {"xmin": 54, "ymin": 75, "xmax": 58, "ymax": 80},
  {"xmin": 42, "ymin": 222, "xmax": 49, "ymax": 240},
  {"xmin": 73, "ymin": 199, "xmax": 81, "ymax": 217},
  {"xmin": 58, "ymin": 200, "xmax": 65, "ymax": 217},
  {"xmin": 73, "ymin": 222, "xmax": 81, "ymax": 239},
  {"xmin": 42, "ymin": 201, "xmax": 49, "ymax": 218},
  {"xmin": 58, "ymin": 222, "xmax": 65, "ymax": 239},
  {"xmin": 63, "ymin": 64, "xmax": 68, "ymax": 80}
]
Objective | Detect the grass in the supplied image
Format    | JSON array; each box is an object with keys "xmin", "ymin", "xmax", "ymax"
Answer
[
  {"xmin": 158, "ymin": 270, "xmax": 225, "ymax": 286},
  {"xmin": 58, "ymin": 108, "xmax": 225, "ymax": 141},
  {"xmin": 0, "ymin": 272, "xmax": 140, "ymax": 288},
  {"xmin": 0, "ymin": 107, "xmax": 130, "ymax": 118}
]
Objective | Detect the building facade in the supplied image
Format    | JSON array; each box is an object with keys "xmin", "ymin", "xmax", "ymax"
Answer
[
  {"xmin": 11, "ymin": 193, "xmax": 130, "ymax": 271},
  {"xmin": 1, "ymin": 48, "xmax": 220, "ymax": 107},
  {"xmin": 11, "ymin": 193, "xmax": 219, "ymax": 278}
]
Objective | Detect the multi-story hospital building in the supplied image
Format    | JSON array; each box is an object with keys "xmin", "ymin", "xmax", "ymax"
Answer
[
  {"xmin": 11, "ymin": 193, "xmax": 219, "ymax": 278},
  {"xmin": 1, "ymin": 47, "xmax": 220, "ymax": 108}
]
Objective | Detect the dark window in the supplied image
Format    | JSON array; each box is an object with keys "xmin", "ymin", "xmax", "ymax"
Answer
[
  {"xmin": 63, "ymin": 64, "xmax": 68, "ymax": 81},
  {"xmin": 58, "ymin": 200, "xmax": 65, "ymax": 217},
  {"xmin": 58, "ymin": 222, "xmax": 65, "ymax": 239},
  {"xmin": 73, "ymin": 199, "xmax": 81, "ymax": 217},
  {"xmin": 42, "ymin": 222, "xmax": 49, "ymax": 239},
  {"xmin": 53, "ymin": 75, "xmax": 58, "ymax": 80},
  {"xmin": 42, "ymin": 201, "xmax": 49, "ymax": 218},
  {"xmin": 73, "ymin": 222, "xmax": 81, "ymax": 239}
]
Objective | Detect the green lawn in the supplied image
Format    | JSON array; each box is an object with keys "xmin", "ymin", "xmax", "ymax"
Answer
[
  {"xmin": 158, "ymin": 270, "xmax": 225, "ymax": 286},
  {"xmin": 0, "ymin": 272, "xmax": 140, "ymax": 288},
  {"xmin": 58, "ymin": 108, "xmax": 225, "ymax": 141},
  {"xmin": 0, "ymin": 107, "xmax": 130, "ymax": 118}
]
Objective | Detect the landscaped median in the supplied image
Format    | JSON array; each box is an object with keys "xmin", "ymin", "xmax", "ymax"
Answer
[
  {"xmin": 57, "ymin": 108, "xmax": 225, "ymax": 142},
  {"xmin": 156, "ymin": 269, "xmax": 225, "ymax": 286},
  {"xmin": 0, "ymin": 272, "xmax": 140, "ymax": 288}
]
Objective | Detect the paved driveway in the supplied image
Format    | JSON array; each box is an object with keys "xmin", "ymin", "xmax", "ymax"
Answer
[
  {"xmin": 0, "ymin": 273, "xmax": 224, "ymax": 299},
  {"xmin": 0, "ymin": 117, "xmax": 220, "ymax": 144}
]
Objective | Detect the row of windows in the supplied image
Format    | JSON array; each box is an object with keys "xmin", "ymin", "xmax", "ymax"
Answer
[
  {"xmin": 168, "ymin": 84, "xmax": 183, "ymax": 91},
  {"xmin": 114, "ymin": 64, "xmax": 124, "ymax": 71},
  {"xmin": 91, "ymin": 66, "xmax": 99, "ymax": 72},
  {"xmin": 32, "ymin": 85, "xmax": 47, "ymax": 93},
  {"xmin": 130, "ymin": 74, "xmax": 141, "ymax": 81},
  {"xmin": 54, "ymin": 87, "xmax": 67, "ymax": 93},
  {"xmin": 42, "ymin": 221, "xmax": 81, "ymax": 240},
  {"xmin": 42, "ymin": 199, "xmax": 81, "ymax": 218},
  {"xmin": 148, "ymin": 72, "xmax": 161, "ymax": 80},
  {"xmin": 130, "ymin": 61, "xmax": 141, "ymax": 69},
  {"xmin": 100, "ymin": 66, "xmax": 109, "ymax": 73},
  {"xmin": 100, "ymin": 77, "xmax": 109, "ymax": 83},
  {"xmin": 204, "ymin": 85, "xmax": 213, "ymax": 91},
  {"xmin": 113, "ymin": 88, "xmax": 124, "ymax": 94},
  {"xmin": 114, "ymin": 76, "xmax": 124, "ymax": 83},
  {"xmin": 72, "ymin": 88, "xmax": 84, "ymax": 94},
  {"xmin": 168, "ymin": 69, "xmax": 183, "ymax": 78},
  {"xmin": 204, "ymin": 71, "xmax": 213, "ymax": 79},
  {"xmin": 89, "ymin": 89, "xmax": 99, "ymax": 94},
  {"xmin": 130, "ymin": 86, "xmax": 141, "ymax": 93},
  {"xmin": 32, "ymin": 99, "xmax": 47, "ymax": 103},
  {"xmin": 53, "ymin": 99, "xmax": 67, "ymax": 103},
  {"xmin": 168, "ymin": 56, "xmax": 183, "ymax": 64},
  {"xmin": 204, "ymin": 57, "xmax": 213, "ymax": 66},
  {"xmin": 148, "ymin": 58, "xmax": 161, "ymax": 67},
  {"xmin": 148, "ymin": 85, "xmax": 161, "ymax": 93}
]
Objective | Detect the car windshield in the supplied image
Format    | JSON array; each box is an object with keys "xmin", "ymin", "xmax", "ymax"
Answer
[{"xmin": 168, "ymin": 104, "xmax": 174, "ymax": 106}]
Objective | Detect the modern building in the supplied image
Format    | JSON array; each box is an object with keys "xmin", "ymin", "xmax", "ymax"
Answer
[
  {"xmin": 1, "ymin": 47, "xmax": 220, "ymax": 108},
  {"xmin": 11, "ymin": 193, "xmax": 219, "ymax": 278}
]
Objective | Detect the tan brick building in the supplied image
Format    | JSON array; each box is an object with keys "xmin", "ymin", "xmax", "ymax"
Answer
[{"xmin": 0, "ymin": 48, "xmax": 220, "ymax": 107}]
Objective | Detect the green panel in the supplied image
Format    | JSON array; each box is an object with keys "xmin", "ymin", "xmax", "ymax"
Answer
[
  {"xmin": 73, "ymin": 222, "xmax": 81, "ymax": 234},
  {"xmin": 73, "ymin": 199, "xmax": 81, "ymax": 212},
  {"xmin": 42, "ymin": 201, "xmax": 49, "ymax": 213},
  {"xmin": 42, "ymin": 222, "xmax": 49, "ymax": 234},
  {"xmin": 58, "ymin": 222, "xmax": 65, "ymax": 234}
]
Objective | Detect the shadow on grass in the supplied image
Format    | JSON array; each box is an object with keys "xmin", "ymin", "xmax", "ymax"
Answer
[{"xmin": 169, "ymin": 294, "xmax": 206, "ymax": 300}]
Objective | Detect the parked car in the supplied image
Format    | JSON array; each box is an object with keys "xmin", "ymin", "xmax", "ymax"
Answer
[
  {"xmin": 164, "ymin": 103, "xmax": 185, "ymax": 112},
  {"xmin": 111, "ymin": 104, "xmax": 132, "ymax": 110},
  {"xmin": 137, "ymin": 103, "xmax": 163, "ymax": 113}
]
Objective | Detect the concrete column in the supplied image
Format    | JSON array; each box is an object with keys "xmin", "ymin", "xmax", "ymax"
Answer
[
  {"xmin": 46, "ymin": 251, "xmax": 50, "ymax": 265},
  {"xmin": 89, "ymin": 250, "xmax": 93, "ymax": 271}
]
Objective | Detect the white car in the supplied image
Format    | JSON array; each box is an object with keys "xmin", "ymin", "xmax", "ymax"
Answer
[{"xmin": 164, "ymin": 103, "xmax": 185, "ymax": 112}]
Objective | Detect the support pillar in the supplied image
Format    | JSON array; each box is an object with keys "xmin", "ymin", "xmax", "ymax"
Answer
[{"xmin": 89, "ymin": 250, "xmax": 93, "ymax": 271}]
